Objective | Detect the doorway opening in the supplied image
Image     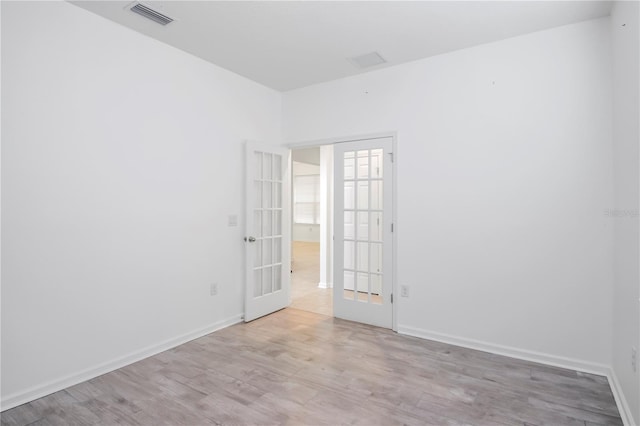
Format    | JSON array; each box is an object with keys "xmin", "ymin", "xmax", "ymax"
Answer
[
  {"xmin": 290, "ymin": 146, "xmax": 333, "ymax": 316},
  {"xmin": 286, "ymin": 135, "xmax": 395, "ymax": 329},
  {"xmin": 245, "ymin": 136, "xmax": 394, "ymax": 328}
]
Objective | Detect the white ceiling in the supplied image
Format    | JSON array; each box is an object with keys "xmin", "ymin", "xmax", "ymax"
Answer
[{"xmin": 72, "ymin": 1, "xmax": 613, "ymax": 92}]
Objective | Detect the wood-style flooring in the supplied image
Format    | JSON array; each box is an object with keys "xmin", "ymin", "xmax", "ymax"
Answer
[
  {"xmin": 290, "ymin": 241, "xmax": 332, "ymax": 316},
  {"xmin": 1, "ymin": 309, "xmax": 622, "ymax": 425}
]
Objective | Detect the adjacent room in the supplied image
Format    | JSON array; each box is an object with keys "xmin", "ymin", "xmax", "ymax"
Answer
[
  {"xmin": 1, "ymin": 1, "xmax": 638, "ymax": 425},
  {"xmin": 290, "ymin": 147, "xmax": 332, "ymax": 316}
]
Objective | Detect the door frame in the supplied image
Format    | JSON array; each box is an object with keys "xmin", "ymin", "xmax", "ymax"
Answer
[{"xmin": 287, "ymin": 131, "xmax": 398, "ymax": 331}]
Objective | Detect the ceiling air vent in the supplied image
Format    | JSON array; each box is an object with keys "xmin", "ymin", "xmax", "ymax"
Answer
[
  {"xmin": 349, "ymin": 52, "xmax": 387, "ymax": 69},
  {"xmin": 130, "ymin": 2, "xmax": 174, "ymax": 25}
]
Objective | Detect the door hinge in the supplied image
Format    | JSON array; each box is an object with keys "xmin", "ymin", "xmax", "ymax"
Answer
[
  {"xmin": 391, "ymin": 293, "xmax": 393, "ymax": 304},
  {"xmin": 391, "ymin": 223, "xmax": 394, "ymax": 232},
  {"xmin": 389, "ymin": 152, "xmax": 394, "ymax": 163}
]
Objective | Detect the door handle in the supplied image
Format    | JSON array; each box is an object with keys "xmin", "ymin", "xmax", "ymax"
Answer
[{"xmin": 244, "ymin": 236, "xmax": 256, "ymax": 242}]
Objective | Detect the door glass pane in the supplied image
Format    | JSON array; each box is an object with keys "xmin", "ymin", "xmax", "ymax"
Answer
[
  {"xmin": 263, "ymin": 210, "xmax": 272, "ymax": 236},
  {"xmin": 371, "ymin": 181, "xmax": 383, "ymax": 210},
  {"xmin": 344, "ymin": 156, "xmax": 355, "ymax": 180},
  {"xmin": 254, "ymin": 269, "xmax": 262, "ymax": 297},
  {"xmin": 371, "ymin": 149, "xmax": 383, "ymax": 178},
  {"xmin": 274, "ymin": 265, "xmax": 282, "ymax": 291},
  {"xmin": 263, "ymin": 153, "xmax": 272, "ymax": 180},
  {"xmin": 263, "ymin": 267, "xmax": 273, "ymax": 294},
  {"xmin": 274, "ymin": 182, "xmax": 282, "ymax": 208},
  {"xmin": 357, "ymin": 272, "xmax": 369, "ymax": 293},
  {"xmin": 357, "ymin": 150, "xmax": 369, "ymax": 178},
  {"xmin": 254, "ymin": 181, "xmax": 262, "ymax": 208},
  {"xmin": 254, "ymin": 210, "xmax": 262, "ymax": 239},
  {"xmin": 263, "ymin": 238, "xmax": 272, "ymax": 265},
  {"xmin": 344, "ymin": 181, "xmax": 355, "ymax": 210},
  {"xmin": 273, "ymin": 237, "xmax": 282, "ymax": 264},
  {"xmin": 255, "ymin": 152, "xmax": 263, "ymax": 180},
  {"xmin": 344, "ymin": 211, "xmax": 355, "ymax": 240},
  {"xmin": 274, "ymin": 210, "xmax": 282, "ymax": 236},
  {"xmin": 254, "ymin": 240, "xmax": 262, "ymax": 268},
  {"xmin": 370, "ymin": 212, "xmax": 382, "ymax": 241},
  {"xmin": 343, "ymin": 271, "xmax": 355, "ymax": 299},
  {"xmin": 370, "ymin": 243, "xmax": 382, "ymax": 274},
  {"xmin": 357, "ymin": 181, "xmax": 368, "ymax": 210},
  {"xmin": 273, "ymin": 155, "xmax": 282, "ymax": 181},
  {"xmin": 371, "ymin": 274, "xmax": 382, "ymax": 304},
  {"xmin": 357, "ymin": 212, "xmax": 368, "ymax": 241},
  {"xmin": 344, "ymin": 240, "xmax": 354, "ymax": 270},
  {"xmin": 263, "ymin": 182, "xmax": 272, "ymax": 208},
  {"xmin": 357, "ymin": 290, "xmax": 369, "ymax": 303},
  {"xmin": 357, "ymin": 242, "xmax": 368, "ymax": 271}
]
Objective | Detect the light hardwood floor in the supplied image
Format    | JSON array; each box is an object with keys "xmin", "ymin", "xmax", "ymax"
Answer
[
  {"xmin": 1, "ymin": 308, "xmax": 622, "ymax": 425},
  {"xmin": 290, "ymin": 241, "xmax": 332, "ymax": 316}
]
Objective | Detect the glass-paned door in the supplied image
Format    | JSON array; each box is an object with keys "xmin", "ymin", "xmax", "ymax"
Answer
[
  {"xmin": 245, "ymin": 143, "xmax": 290, "ymax": 322},
  {"xmin": 334, "ymin": 137, "xmax": 393, "ymax": 328}
]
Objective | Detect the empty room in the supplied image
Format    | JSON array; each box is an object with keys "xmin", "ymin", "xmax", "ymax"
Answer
[{"xmin": 1, "ymin": 1, "xmax": 639, "ymax": 425}]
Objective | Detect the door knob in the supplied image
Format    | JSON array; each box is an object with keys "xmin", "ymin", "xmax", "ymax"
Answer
[{"xmin": 245, "ymin": 236, "xmax": 256, "ymax": 242}]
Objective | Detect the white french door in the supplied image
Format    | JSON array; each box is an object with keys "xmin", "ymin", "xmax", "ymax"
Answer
[
  {"xmin": 244, "ymin": 143, "xmax": 291, "ymax": 322},
  {"xmin": 334, "ymin": 137, "xmax": 393, "ymax": 329}
]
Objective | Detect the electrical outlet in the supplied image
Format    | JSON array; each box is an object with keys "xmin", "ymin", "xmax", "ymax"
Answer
[
  {"xmin": 210, "ymin": 283, "xmax": 218, "ymax": 296},
  {"xmin": 632, "ymin": 347, "xmax": 637, "ymax": 372},
  {"xmin": 401, "ymin": 285, "xmax": 409, "ymax": 297}
]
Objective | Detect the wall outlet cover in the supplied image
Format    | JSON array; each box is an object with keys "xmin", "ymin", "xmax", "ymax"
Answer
[{"xmin": 401, "ymin": 285, "xmax": 409, "ymax": 297}]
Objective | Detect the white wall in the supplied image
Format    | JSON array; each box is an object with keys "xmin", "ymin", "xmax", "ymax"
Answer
[
  {"xmin": 292, "ymin": 224, "xmax": 320, "ymax": 242},
  {"xmin": 610, "ymin": 2, "xmax": 640, "ymax": 424},
  {"xmin": 284, "ymin": 19, "xmax": 614, "ymax": 369},
  {"xmin": 1, "ymin": 1, "xmax": 281, "ymax": 407},
  {"xmin": 292, "ymin": 161, "xmax": 321, "ymax": 242}
]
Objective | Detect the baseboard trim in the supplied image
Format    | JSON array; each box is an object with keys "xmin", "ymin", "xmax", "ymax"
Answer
[
  {"xmin": 318, "ymin": 281, "xmax": 333, "ymax": 289},
  {"xmin": 397, "ymin": 325, "xmax": 610, "ymax": 376},
  {"xmin": 608, "ymin": 368, "xmax": 637, "ymax": 426},
  {"xmin": 1, "ymin": 314, "xmax": 243, "ymax": 412}
]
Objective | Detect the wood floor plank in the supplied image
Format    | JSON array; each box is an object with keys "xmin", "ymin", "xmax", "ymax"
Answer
[{"xmin": 1, "ymin": 309, "xmax": 622, "ymax": 425}]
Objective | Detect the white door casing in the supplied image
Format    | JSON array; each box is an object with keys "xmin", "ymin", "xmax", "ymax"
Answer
[
  {"xmin": 333, "ymin": 137, "xmax": 393, "ymax": 329},
  {"xmin": 244, "ymin": 143, "xmax": 291, "ymax": 322}
]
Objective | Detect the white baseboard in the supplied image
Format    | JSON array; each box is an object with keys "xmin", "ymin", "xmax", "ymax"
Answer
[
  {"xmin": 318, "ymin": 281, "xmax": 333, "ymax": 289},
  {"xmin": 608, "ymin": 368, "xmax": 637, "ymax": 426},
  {"xmin": 397, "ymin": 325, "xmax": 610, "ymax": 376},
  {"xmin": 1, "ymin": 314, "xmax": 243, "ymax": 412}
]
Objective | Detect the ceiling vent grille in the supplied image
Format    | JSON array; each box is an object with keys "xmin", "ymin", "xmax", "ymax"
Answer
[
  {"xmin": 130, "ymin": 2, "xmax": 174, "ymax": 25},
  {"xmin": 349, "ymin": 52, "xmax": 387, "ymax": 69}
]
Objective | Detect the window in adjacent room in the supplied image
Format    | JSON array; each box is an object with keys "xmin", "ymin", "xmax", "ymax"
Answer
[{"xmin": 293, "ymin": 173, "xmax": 320, "ymax": 225}]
